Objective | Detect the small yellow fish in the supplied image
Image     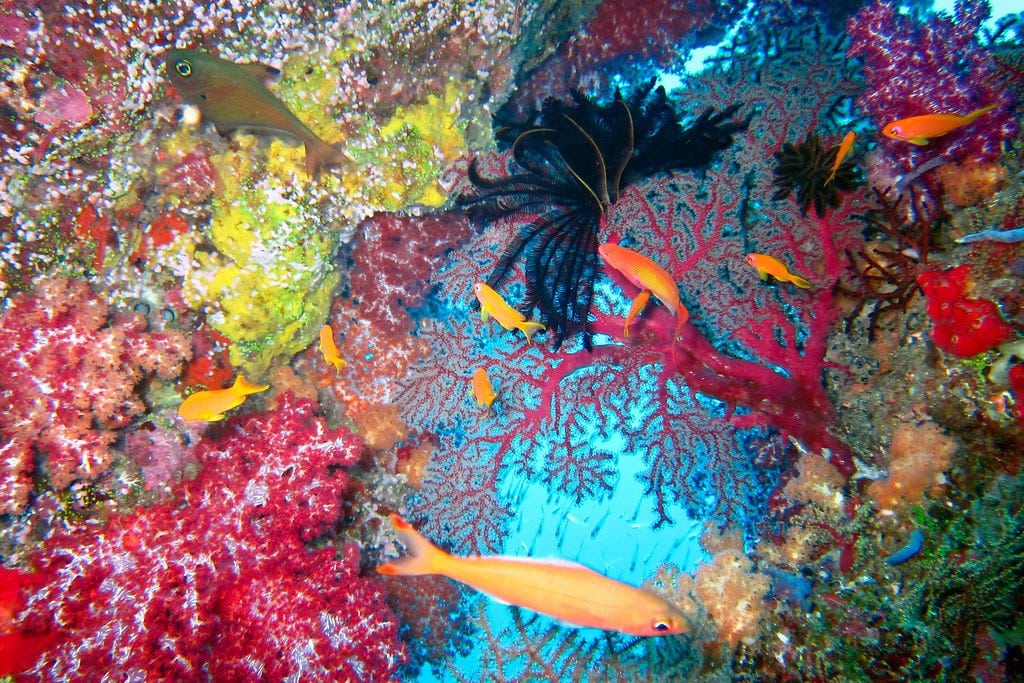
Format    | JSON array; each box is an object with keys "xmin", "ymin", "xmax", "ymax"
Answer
[
  {"xmin": 473, "ymin": 282, "xmax": 546, "ymax": 343},
  {"xmin": 825, "ymin": 131, "xmax": 855, "ymax": 185},
  {"xmin": 378, "ymin": 515, "xmax": 689, "ymax": 637},
  {"xmin": 319, "ymin": 324, "xmax": 347, "ymax": 372},
  {"xmin": 881, "ymin": 104, "xmax": 997, "ymax": 145},
  {"xmin": 471, "ymin": 367, "xmax": 498, "ymax": 410},
  {"xmin": 745, "ymin": 253, "xmax": 811, "ymax": 289},
  {"xmin": 177, "ymin": 374, "xmax": 269, "ymax": 422},
  {"xmin": 164, "ymin": 49, "xmax": 346, "ymax": 178}
]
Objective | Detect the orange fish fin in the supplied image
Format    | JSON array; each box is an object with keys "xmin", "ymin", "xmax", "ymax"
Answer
[
  {"xmin": 377, "ymin": 514, "xmax": 449, "ymax": 576},
  {"xmin": 674, "ymin": 303, "xmax": 690, "ymax": 337},
  {"xmin": 624, "ymin": 290, "xmax": 651, "ymax": 338},
  {"xmin": 518, "ymin": 321, "xmax": 546, "ymax": 344},
  {"xmin": 790, "ymin": 274, "xmax": 811, "ymax": 289},
  {"xmin": 907, "ymin": 137, "xmax": 929, "ymax": 146},
  {"xmin": 233, "ymin": 374, "xmax": 269, "ymax": 395}
]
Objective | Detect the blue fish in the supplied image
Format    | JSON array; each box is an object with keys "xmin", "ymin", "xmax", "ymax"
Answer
[{"xmin": 955, "ymin": 226, "xmax": 1024, "ymax": 244}]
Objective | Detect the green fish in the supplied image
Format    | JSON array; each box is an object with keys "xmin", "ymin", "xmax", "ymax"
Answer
[{"xmin": 164, "ymin": 48, "xmax": 345, "ymax": 179}]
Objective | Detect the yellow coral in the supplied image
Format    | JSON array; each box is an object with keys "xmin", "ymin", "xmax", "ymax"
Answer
[{"xmin": 355, "ymin": 80, "xmax": 468, "ymax": 209}]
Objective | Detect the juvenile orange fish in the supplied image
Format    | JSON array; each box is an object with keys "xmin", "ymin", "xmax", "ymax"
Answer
[
  {"xmin": 882, "ymin": 104, "xmax": 997, "ymax": 145},
  {"xmin": 319, "ymin": 324, "xmax": 347, "ymax": 372},
  {"xmin": 745, "ymin": 253, "xmax": 811, "ymax": 289},
  {"xmin": 825, "ymin": 131, "xmax": 855, "ymax": 185},
  {"xmin": 378, "ymin": 515, "xmax": 689, "ymax": 637},
  {"xmin": 177, "ymin": 374, "xmax": 269, "ymax": 422},
  {"xmin": 471, "ymin": 367, "xmax": 498, "ymax": 410},
  {"xmin": 597, "ymin": 242, "xmax": 689, "ymax": 338},
  {"xmin": 473, "ymin": 282, "xmax": 546, "ymax": 343}
]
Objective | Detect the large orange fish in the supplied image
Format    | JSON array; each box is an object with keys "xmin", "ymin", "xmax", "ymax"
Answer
[
  {"xmin": 378, "ymin": 515, "xmax": 689, "ymax": 637},
  {"xmin": 882, "ymin": 104, "xmax": 997, "ymax": 145},
  {"xmin": 177, "ymin": 374, "xmax": 269, "ymax": 422},
  {"xmin": 745, "ymin": 253, "xmax": 811, "ymax": 289},
  {"xmin": 473, "ymin": 282, "xmax": 546, "ymax": 343},
  {"xmin": 597, "ymin": 242, "xmax": 688, "ymax": 338},
  {"xmin": 164, "ymin": 49, "xmax": 346, "ymax": 178}
]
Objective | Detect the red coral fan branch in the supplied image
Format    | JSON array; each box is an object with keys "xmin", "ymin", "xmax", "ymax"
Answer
[{"xmin": 0, "ymin": 277, "xmax": 189, "ymax": 514}]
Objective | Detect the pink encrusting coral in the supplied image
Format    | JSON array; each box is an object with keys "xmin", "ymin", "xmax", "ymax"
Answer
[
  {"xmin": 13, "ymin": 394, "xmax": 406, "ymax": 680},
  {"xmin": 846, "ymin": 0, "xmax": 1017, "ymax": 172},
  {"xmin": 0, "ymin": 277, "xmax": 190, "ymax": 514}
]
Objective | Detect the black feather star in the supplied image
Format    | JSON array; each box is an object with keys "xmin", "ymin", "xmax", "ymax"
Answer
[
  {"xmin": 772, "ymin": 134, "xmax": 860, "ymax": 218},
  {"xmin": 457, "ymin": 81, "xmax": 749, "ymax": 349}
]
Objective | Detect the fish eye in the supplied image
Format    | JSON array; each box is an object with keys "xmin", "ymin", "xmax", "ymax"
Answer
[
  {"xmin": 132, "ymin": 301, "xmax": 151, "ymax": 316},
  {"xmin": 160, "ymin": 307, "xmax": 177, "ymax": 323},
  {"xmin": 653, "ymin": 621, "xmax": 671, "ymax": 632},
  {"xmin": 175, "ymin": 60, "xmax": 192, "ymax": 78}
]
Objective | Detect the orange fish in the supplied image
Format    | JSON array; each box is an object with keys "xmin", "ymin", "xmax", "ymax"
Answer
[
  {"xmin": 319, "ymin": 324, "xmax": 347, "ymax": 372},
  {"xmin": 378, "ymin": 515, "xmax": 689, "ymax": 637},
  {"xmin": 471, "ymin": 367, "xmax": 498, "ymax": 410},
  {"xmin": 473, "ymin": 282, "xmax": 546, "ymax": 343},
  {"xmin": 882, "ymin": 104, "xmax": 997, "ymax": 145},
  {"xmin": 597, "ymin": 242, "xmax": 689, "ymax": 338},
  {"xmin": 745, "ymin": 253, "xmax": 810, "ymax": 289},
  {"xmin": 177, "ymin": 374, "xmax": 269, "ymax": 422},
  {"xmin": 825, "ymin": 131, "xmax": 855, "ymax": 185}
]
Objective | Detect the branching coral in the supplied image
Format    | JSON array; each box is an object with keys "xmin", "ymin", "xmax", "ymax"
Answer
[
  {"xmin": 457, "ymin": 81, "xmax": 747, "ymax": 348},
  {"xmin": 14, "ymin": 394, "xmax": 406, "ymax": 680},
  {"xmin": 0, "ymin": 277, "xmax": 189, "ymax": 514}
]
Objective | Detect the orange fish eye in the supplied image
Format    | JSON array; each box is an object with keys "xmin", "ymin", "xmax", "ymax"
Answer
[
  {"xmin": 175, "ymin": 60, "xmax": 193, "ymax": 78},
  {"xmin": 887, "ymin": 125, "xmax": 899, "ymax": 135},
  {"xmin": 653, "ymin": 620, "xmax": 671, "ymax": 631}
]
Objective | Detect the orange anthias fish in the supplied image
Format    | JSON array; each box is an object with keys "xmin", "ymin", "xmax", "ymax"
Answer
[
  {"xmin": 378, "ymin": 515, "xmax": 689, "ymax": 637},
  {"xmin": 745, "ymin": 253, "xmax": 811, "ymax": 289},
  {"xmin": 164, "ymin": 49, "xmax": 346, "ymax": 178},
  {"xmin": 597, "ymin": 242, "xmax": 689, "ymax": 338},
  {"xmin": 825, "ymin": 131, "xmax": 855, "ymax": 185},
  {"xmin": 319, "ymin": 324, "xmax": 347, "ymax": 372},
  {"xmin": 471, "ymin": 367, "xmax": 498, "ymax": 410},
  {"xmin": 881, "ymin": 104, "xmax": 997, "ymax": 146},
  {"xmin": 473, "ymin": 282, "xmax": 546, "ymax": 343},
  {"xmin": 177, "ymin": 374, "xmax": 269, "ymax": 422}
]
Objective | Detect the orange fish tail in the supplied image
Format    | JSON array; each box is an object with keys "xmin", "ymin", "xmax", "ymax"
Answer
[
  {"xmin": 790, "ymin": 274, "xmax": 811, "ymax": 289},
  {"xmin": 518, "ymin": 321, "xmax": 546, "ymax": 344},
  {"xmin": 233, "ymin": 374, "xmax": 269, "ymax": 395},
  {"xmin": 674, "ymin": 303, "xmax": 690, "ymax": 337},
  {"xmin": 965, "ymin": 103, "xmax": 997, "ymax": 123},
  {"xmin": 377, "ymin": 515, "xmax": 450, "ymax": 576}
]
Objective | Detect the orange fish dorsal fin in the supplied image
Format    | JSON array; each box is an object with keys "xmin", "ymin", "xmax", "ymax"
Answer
[{"xmin": 377, "ymin": 515, "xmax": 450, "ymax": 576}]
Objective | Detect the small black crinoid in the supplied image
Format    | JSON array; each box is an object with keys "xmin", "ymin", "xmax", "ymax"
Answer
[
  {"xmin": 457, "ymin": 81, "xmax": 749, "ymax": 349},
  {"xmin": 772, "ymin": 134, "xmax": 860, "ymax": 218}
]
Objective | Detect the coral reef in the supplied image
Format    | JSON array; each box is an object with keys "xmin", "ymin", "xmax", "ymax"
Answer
[
  {"xmin": 12, "ymin": 394, "xmax": 406, "ymax": 680},
  {"xmin": 0, "ymin": 277, "xmax": 189, "ymax": 514},
  {"xmin": 460, "ymin": 81, "xmax": 746, "ymax": 348},
  {"xmin": 846, "ymin": 0, "xmax": 1018, "ymax": 177}
]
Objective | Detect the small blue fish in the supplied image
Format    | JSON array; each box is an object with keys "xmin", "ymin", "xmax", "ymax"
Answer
[
  {"xmin": 885, "ymin": 529, "xmax": 924, "ymax": 566},
  {"xmin": 955, "ymin": 226, "xmax": 1024, "ymax": 244}
]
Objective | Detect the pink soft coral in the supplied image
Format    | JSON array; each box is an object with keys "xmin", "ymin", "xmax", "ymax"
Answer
[
  {"xmin": 0, "ymin": 277, "xmax": 189, "ymax": 513},
  {"xmin": 15, "ymin": 394, "xmax": 406, "ymax": 680}
]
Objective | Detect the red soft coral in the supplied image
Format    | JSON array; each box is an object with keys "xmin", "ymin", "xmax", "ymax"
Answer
[
  {"xmin": 0, "ymin": 277, "xmax": 189, "ymax": 513},
  {"xmin": 14, "ymin": 394, "xmax": 406, "ymax": 680}
]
